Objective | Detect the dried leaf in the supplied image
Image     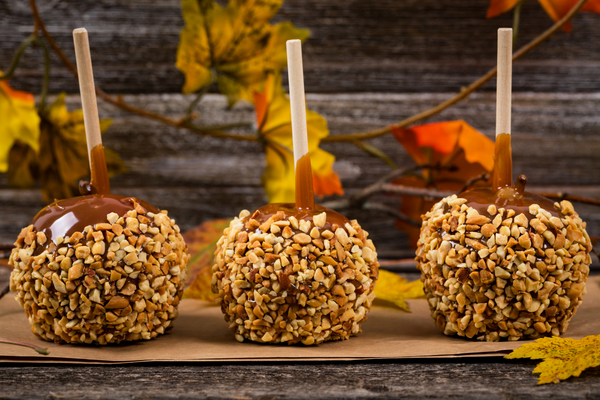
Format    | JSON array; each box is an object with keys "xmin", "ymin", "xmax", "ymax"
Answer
[
  {"xmin": 391, "ymin": 120, "xmax": 494, "ymax": 247},
  {"xmin": 182, "ymin": 219, "xmax": 230, "ymax": 301},
  {"xmin": 0, "ymin": 339, "xmax": 49, "ymax": 355},
  {"xmin": 486, "ymin": 0, "xmax": 521, "ymax": 18},
  {"xmin": 487, "ymin": 0, "xmax": 600, "ymax": 32},
  {"xmin": 0, "ymin": 73, "xmax": 40, "ymax": 173},
  {"xmin": 373, "ymin": 269, "xmax": 425, "ymax": 312},
  {"xmin": 176, "ymin": 0, "xmax": 309, "ymax": 105},
  {"xmin": 354, "ymin": 140, "xmax": 398, "ymax": 169},
  {"xmin": 505, "ymin": 334, "xmax": 600, "ymax": 384},
  {"xmin": 7, "ymin": 141, "xmax": 38, "ymax": 188},
  {"xmin": 253, "ymin": 74, "xmax": 343, "ymax": 203},
  {"xmin": 36, "ymin": 93, "xmax": 119, "ymax": 202}
]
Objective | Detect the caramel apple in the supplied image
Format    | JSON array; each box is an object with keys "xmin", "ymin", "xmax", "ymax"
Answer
[
  {"xmin": 210, "ymin": 41, "xmax": 379, "ymax": 345},
  {"xmin": 416, "ymin": 29, "xmax": 591, "ymax": 341},
  {"xmin": 8, "ymin": 29, "xmax": 189, "ymax": 345}
]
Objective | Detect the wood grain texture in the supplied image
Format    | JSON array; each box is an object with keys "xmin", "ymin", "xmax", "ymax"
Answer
[
  {"xmin": 0, "ymin": 93, "xmax": 599, "ymax": 258},
  {"xmin": 1, "ymin": 2, "xmax": 599, "ymax": 393},
  {"xmin": 1, "ymin": 0, "xmax": 600, "ymax": 93},
  {"xmin": 0, "ymin": 363, "xmax": 599, "ymax": 399}
]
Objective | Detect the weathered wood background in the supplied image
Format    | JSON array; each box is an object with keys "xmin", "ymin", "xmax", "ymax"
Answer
[{"xmin": 1, "ymin": 0, "xmax": 599, "ymax": 259}]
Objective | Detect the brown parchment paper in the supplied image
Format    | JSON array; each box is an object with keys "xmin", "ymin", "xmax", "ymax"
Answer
[{"xmin": 1, "ymin": 277, "xmax": 598, "ymax": 364}]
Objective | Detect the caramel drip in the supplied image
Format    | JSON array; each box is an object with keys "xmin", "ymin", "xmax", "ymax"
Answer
[
  {"xmin": 459, "ymin": 175, "xmax": 559, "ymax": 219},
  {"xmin": 492, "ymin": 133, "xmax": 512, "ymax": 190},
  {"xmin": 32, "ymin": 194, "xmax": 158, "ymax": 250},
  {"xmin": 295, "ymin": 153, "xmax": 315, "ymax": 211},
  {"xmin": 249, "ymin": 203, "xmax": 350, "ymax": 230},
  {"xmin": 90, "ymin": 143, "xmax": 110, "ymax": 195},
  {"xmin": 248, "ymin": 150, "xmax": 349, "ymax": 232},
  {"xmin": 250, "ymin": 153, "xmax": 349, "ymax": 229},
  {"xmin": 458, "ymin": 132, "xmax": 559, "ymax": 218}
]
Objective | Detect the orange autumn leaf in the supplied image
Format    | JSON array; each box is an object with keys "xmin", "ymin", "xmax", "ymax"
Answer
[
  {"xmin": 183, "ymin": 218, "xmax": 231, "ymax": 301},
  {"xmin": 0, "ymin": 74, "xmax": 40, "ymax": 173},
  {"xmin": 391, "ymin": 120, "xmax": 494, "ymax": 247},
  {"xmin": 487, "ymin": 0, "xmax": 521, "ymax": 18},
  {"xmin": 253, "ymin": 74, "xmax": 343, "ymax": 203},
  {"xmin": 487, "ymin": 0, "xmax": 600, "ymax": 32}
]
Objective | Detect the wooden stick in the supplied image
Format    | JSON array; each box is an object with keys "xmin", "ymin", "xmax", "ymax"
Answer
[
  {"xmin": 73, "ymin": 28, "xmax": 103, "ymax": 163},
  {"xmin": 286, "ymin": 39, "xmax": 309, "ymax": 164},
  {"xmin": 287, "ymin": 39, "xmax": 314, "ymax": 209},
  {"xmin": 496, "ymin": 28, "xmax": 512, "ymax": 136},
  {"xmin": 73, "ymin": 28, "xmax": 111, "ymax": 194}
]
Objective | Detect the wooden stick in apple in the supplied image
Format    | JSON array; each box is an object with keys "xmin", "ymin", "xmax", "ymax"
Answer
[
  {"xmin": 286, "ymin": 39, "xmax": 315, "ymax": 211},
  {"xmin": 73, "ymin": 28, "xmax": 110, "ymax": 195},
  {"xmin": 492, "ymin": 28, "xmax": 513, "ymax": 191}
]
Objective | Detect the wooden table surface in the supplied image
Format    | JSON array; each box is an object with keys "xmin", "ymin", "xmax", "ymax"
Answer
[
  {"xmin": 1, "ymin": 269, "xmax": 599, "ymax": 399},
  {"xmin": 1, "ymin": 361, "xmax": 599, "ymax": 399},
  {"xmin": 1, "ymin": 0, "xmax": 600, "ymax": 257}
]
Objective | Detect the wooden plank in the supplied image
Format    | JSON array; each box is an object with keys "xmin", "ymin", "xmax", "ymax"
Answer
[
  {"xmin": 0, "ymin": 361, "xmax": 600, "ymax": 398},
  {"xmin": 1, "ymin": 0, "xmax": 600, "ymax": 93},
  {"xmin": 0, "ymin": 93, "xmax": 598, "ymax": 256}
]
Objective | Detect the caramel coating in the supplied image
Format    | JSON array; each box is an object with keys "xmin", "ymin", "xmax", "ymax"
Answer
[
  {"xmin": 9, "ymin": 206, "xmax": 189, "ymax": 345},
  {"xmin": 416, "ymin": 195, "xmax": 592, "ymax": 341},
  {"xmin": 211, "ymin": 210, "xmax": 379, "ymax": 345}
]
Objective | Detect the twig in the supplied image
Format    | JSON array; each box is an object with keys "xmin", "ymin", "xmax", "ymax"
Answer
[
  {"xmin": 0, "ymin": 283, "xmax": 9, "ymax": 301},
  {"xmin": 459, "ymin": 173, "xmax": 490, "ymax": 193},
  {"xmin": 322, "ymin": 165, "xmax": 456, "ymax": 214},
  {"xmin": 322, "ymin": 178, "xmax": 452, "ymax": 212},
  {"xmin": 185, "ymin": 84, "xmax": 210, "ymax": 120},
  {"xmin": 362, "ymin": 201, "xmax": 421, "ymax": 227},
  {"xmin": 322, "ymin": 0, "xmax": 590, "ymax": 143},
  {"xmin": 512, "ymin": 0, "xmax": 525, "ymax": 45},
  {"xmin": 538, "ymin": 193, "xmax": 600, "ymax": 207},
  {"xmin": 378, "ymin": 183, "xmax": 453, "ymax": 199},
  {"xmin": 0, "ymin": 34, "xmax": 51, "ymax": 111},
  {"xmin": 0, "ymin": 339, "xmax": 49, "ymax": 355},
  {"xmin": 375, "ymin": 165, "xmax": 423, "ymax": 185},
  {"xmin": 38, "ymin": 37, "xmax": 50, "ymax": 111},
  {"xmin": 0, "ymin": 35, "xmax": 38, "ymax": 81}
]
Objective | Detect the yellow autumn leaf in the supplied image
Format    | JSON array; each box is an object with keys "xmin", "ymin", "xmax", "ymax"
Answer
[
  {"xmin": 0, "ymin": 73, "xmax": 40, "ymax": 173},
  {"xmin": 36, "ymin": 93, "xmax": 124, "ymax": 202},
  {"xmin": 505, "ymin": 334, "xmax": 600, "ymax": 384},
  {"xmin": 373, "ymin": 269, "xmax": 425, "ymax": 312},
  {"xmin": 176, "ymin": 0, "xmax": 309, "ymax": 105},
  {"xmin": 253, "ymin": 74, "xmax": 343, "ymax": 203},
  {"xmin": 182, "ymin": 219, "xmax": 230, "ymax": 301}
]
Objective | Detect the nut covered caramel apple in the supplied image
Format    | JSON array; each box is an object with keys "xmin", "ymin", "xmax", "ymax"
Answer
[
  {"xmin": 211, "ymin": 41, "xmax": 379, "ymax": 345},
  {"xmin": 8, "ymin": 28, "xmax": 189, "ymax": 345},
  {"xmin": 415, "ymin": 29, "xmax": 591, "ymax": 342},
  {"xmin": 416, "ymin": 189, "xmax": 591, "ymax": 342},
  {"xmin": 8, "ymin": 154, "xmax": 189, "ymax": 345},
  {"xmin": 211, "ymin": 156, "xmax": 379, "ymax": 345}
]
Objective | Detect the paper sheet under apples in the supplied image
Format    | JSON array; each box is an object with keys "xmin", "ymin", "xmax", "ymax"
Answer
[{"xmin": 0, "ymin": 277, "xmax": 598, "ymax": 364}]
